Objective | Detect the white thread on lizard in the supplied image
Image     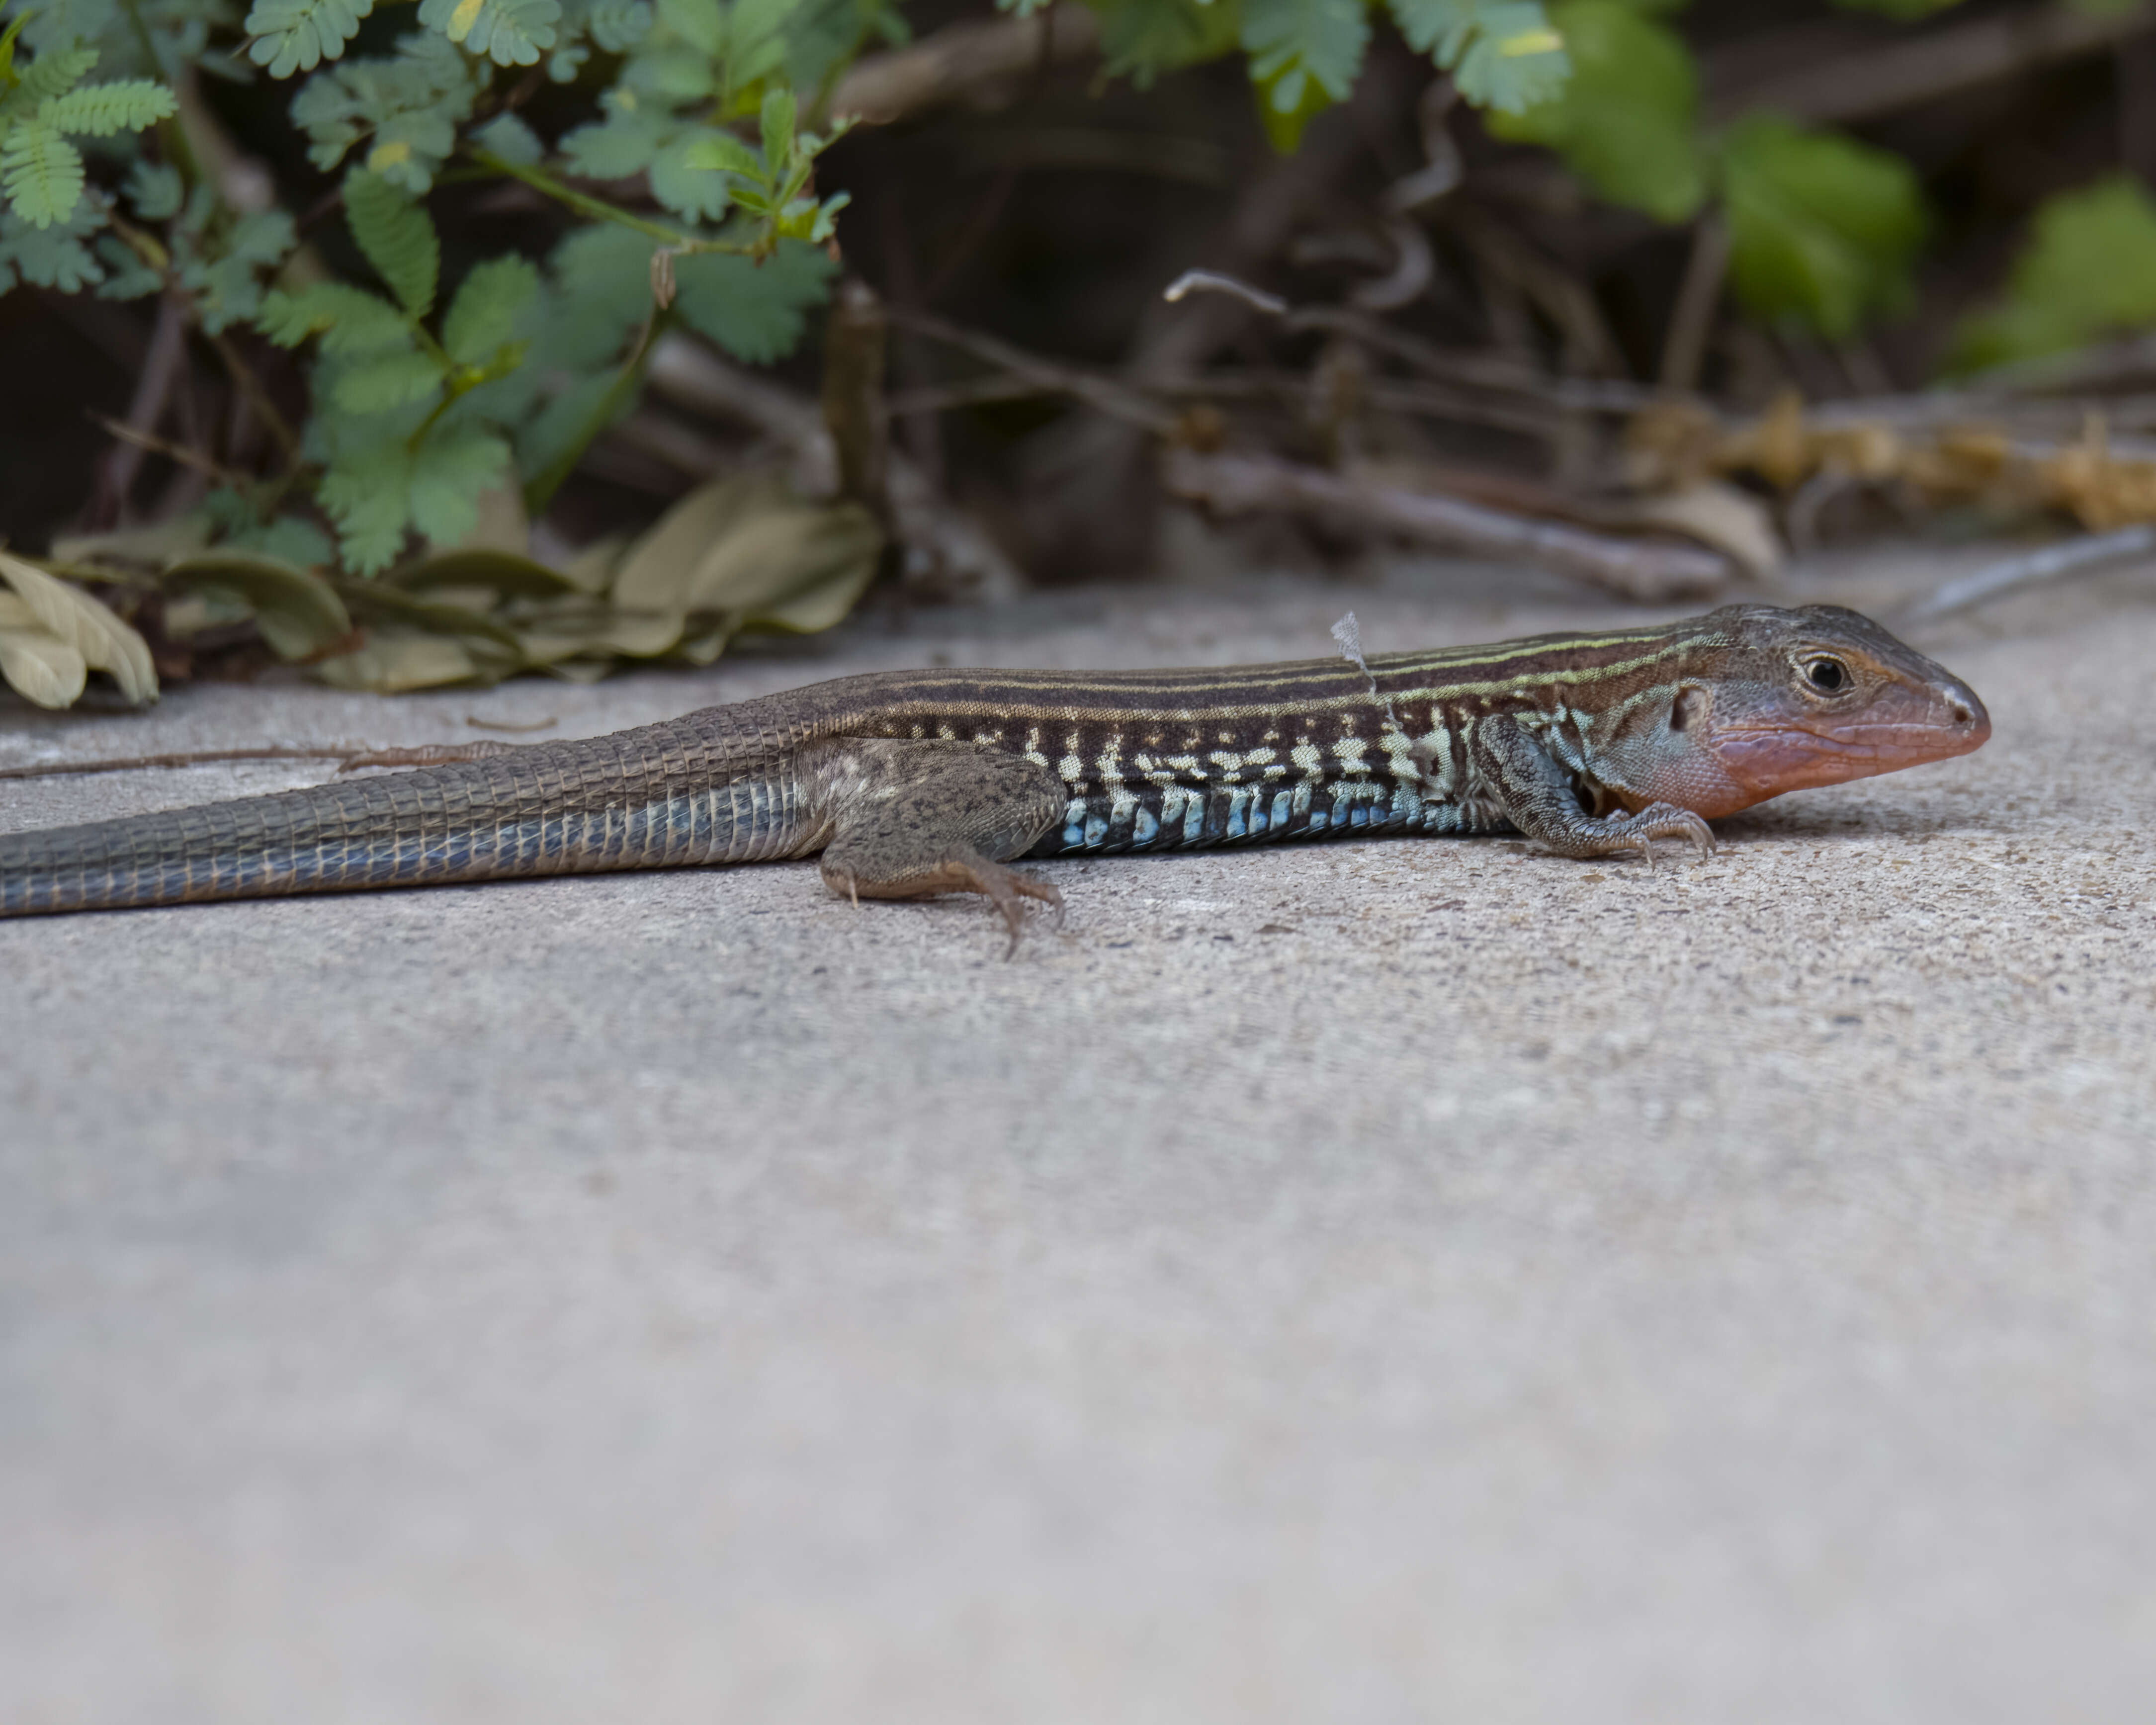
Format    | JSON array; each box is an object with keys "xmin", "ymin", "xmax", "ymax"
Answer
[{"xmin": 1331, "ymin": 611, "xmax": 1401, "ymax": 732}]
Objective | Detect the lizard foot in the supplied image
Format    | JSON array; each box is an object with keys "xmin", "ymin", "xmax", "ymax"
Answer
[
  {"xmin": 803, "ymin": 737, "xmax": 1069, "ymax": 956},
  {"xmin": 1603, "ymin": 803, "xmax": 1716, "ymax": 867},
  {"xmin": 823, "ymin": 851, "xmax": 1061, "ymax": 957}
]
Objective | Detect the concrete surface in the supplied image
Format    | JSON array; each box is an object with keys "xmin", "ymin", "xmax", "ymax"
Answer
[{"xmin": 2, "ymin": 548, "xmax": 2153, "ymax": 1724}]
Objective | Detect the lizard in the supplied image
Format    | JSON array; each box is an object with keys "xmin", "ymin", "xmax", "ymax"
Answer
[{"xmin": 0, "ymin": 603, "xmax": 1988, "ymax": 946}]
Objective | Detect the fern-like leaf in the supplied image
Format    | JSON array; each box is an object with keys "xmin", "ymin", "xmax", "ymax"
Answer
[
  {"xmin": 1241, "ymin": 0, "xmax": 1370, "ymax": 111},
  {"xmin": 1, "ymin": 122, "xmax": 85, "ymax": 228},
  {"xmin": 124, "ymin": 161, "xmax": 184, "ymax": 220},
  {"xmin": 290, "ymin": 33, "xmax": 478, "ymax": 190},
  {"xmin": 672, "ymin": 241, "xmax": 836, "ymax": 364},
  {"xmin": 258, "ymin": 281, "xmax": 413, "ymax": 352},
  {"xmin": 408, "ymin": 425, "xmax": 511, "ymax": 543},
  {"xmin": 37, "ymin": 81, "xmax": 178, "ymax": 137},
  {"xmin": 18, "ymin": 46, "xmax": 100, "ymax": 102},
  {"xmin": 417, "ymin": 0, "xmax": 560, "ymax": 68},
  {"xmin": 320, "ymin": 446, "xmax": 415, "ymax": 574},
  {"xmin": 344, "ymin": 168, "xmax": 439, "ymax": 318},
  {"xmin": 443, "ymin": 256, "xmax": 539, "ymax": 365},
  {"xmin": 0, "ymin": 208, "xmax": 103, "ymax": 292},
  {"xmin": 1389, "ymin": 0, "xmax": 1569, "ymax": 115},
  {"xmin": 246, "ymin": 0, "xmax": 375, "ymax": 80},
  {"xmin": 559, "ymin": 105, "xmax": 665, "ymax": 179},
  {"xmin": 331, "ymin": 347, "xmax": 446, "ymax": 413}
]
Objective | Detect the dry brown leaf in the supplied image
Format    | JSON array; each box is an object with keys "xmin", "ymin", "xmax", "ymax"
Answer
[
  {"xmin": 162, "ymin": 553, "xmax": 353, "ymax": 662},
  {"xmin": 312, "ymin": 631, "xmax": 495, "ymax": 693},
  {"xmin": 1630, "ymin": 482, "xmax": 1783, "ymax": 583},
  {"xmin": 0, "ymin": 552, "xmax": 157, "ymax": 704},
  {"xmin": 608, "ymin": 477, "xmax": 767, "ymax": 614},
  {"xmin": 0, "ymin": 594, "xmax": 89, "ymax": 709}
]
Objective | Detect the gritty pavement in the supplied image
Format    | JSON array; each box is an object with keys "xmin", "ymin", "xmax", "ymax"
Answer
[{"xmin": 2, "ymin": 548, "xmax": 2153, "ymax": 1724}]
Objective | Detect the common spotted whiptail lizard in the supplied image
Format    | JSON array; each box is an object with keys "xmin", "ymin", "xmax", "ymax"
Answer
[{"xmin": 0, "ymin": 604, "xmax": 1988, "ymax": 947}]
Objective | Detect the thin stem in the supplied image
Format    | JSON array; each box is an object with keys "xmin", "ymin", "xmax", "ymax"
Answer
[
  {"xmin": 467, "ymin": 150, "xmax": 758, "ymax": 257},
  {"xmin": 90, "ymin": 413, "xmax": 256, "ymax": 493},
  {"xmin": 522, "ymin": 310, "xmax": 674, "ymax": 516}
]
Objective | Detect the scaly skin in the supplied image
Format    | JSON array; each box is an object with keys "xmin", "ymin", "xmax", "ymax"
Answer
[{"xmin": 0, "ymin": 605, "xmax": 1989, "ymax": 935}]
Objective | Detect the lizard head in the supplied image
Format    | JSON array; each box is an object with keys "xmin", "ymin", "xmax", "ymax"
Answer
[{"xmin": 1610, "ymin": 604, "xmax": 1990, "ymax": 819}]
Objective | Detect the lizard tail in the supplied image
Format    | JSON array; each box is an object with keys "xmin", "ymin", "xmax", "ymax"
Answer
[{"xmin": 0, "ymin": 716, "xmax": 810, "ymax": 917}]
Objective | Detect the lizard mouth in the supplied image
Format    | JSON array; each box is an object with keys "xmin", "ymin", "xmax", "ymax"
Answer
[{"xmin": 1706, "ymin": 703, "xmax": 1990, "ymax": 796}]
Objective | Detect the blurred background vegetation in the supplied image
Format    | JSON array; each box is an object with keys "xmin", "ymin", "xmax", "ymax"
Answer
[{"xmin": 5, "ymin": 0, "xmax": 2156, "ymax": 707}]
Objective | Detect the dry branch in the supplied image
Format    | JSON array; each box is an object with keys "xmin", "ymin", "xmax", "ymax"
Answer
[
  {"xmin": 1707, "ymin": 0, "xmax": 2156, "ymax": 128},
  {"xmin": 1906, "ymin": 525, "xmax": 2156, "ymax": 620},
  {"xmin": 1161, "ymin": 448, "xmax": 1733, "ymax": 604},
  {"xmin": 829, "ymin": 4, "xmax": 1100, "ymax": 127}
]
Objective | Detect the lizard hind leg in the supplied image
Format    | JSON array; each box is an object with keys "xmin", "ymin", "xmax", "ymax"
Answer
[{"xmin": 802, "ymin": 739, "xmax": 1068, "ymax": 954}]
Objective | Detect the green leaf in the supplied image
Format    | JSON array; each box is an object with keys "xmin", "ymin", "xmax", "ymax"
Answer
[
  {"xmin": 93, "ymin": 236, "xmax": 160, "ymax": 299},
  {"xmin": 16, "ymin": 44, "xmax": 99, "ymax": 102},
  {"xmin": 470, "ymin": 111, "xmax": 543, "ymax": 166},
  {"xmin": 1390, "ymin": 0, "xmax": 1570, "ymax": 115},
  {"xmin": 320, "ymin": 445, "xmax": 415, "ymax": 573},
  {"xmin": 178, "ymin": 212, "xmax": 299, "ymax": 336},
  {"xmin": 246, "ymin": 0, "xmax": 375, "ymax": 78},
  {"xmin": 1, "ymin": 122, "xmax": 84, "ymax": 228},
  {"xmin": 443, "ymin": 256, "xmax": 540, "ymax": 364},
  {"xmin": 36, "ymin": 80, "xmax": 176, "ymax": 136},
  {"xmin": 161, "ymin": 552, "xmax": 355, "ymax": 660},
  {"xmin": 759, "ymin": 86, "xmax": 796, "ymax": 176},
  {"xmin": 407, "ymin": 425, "xmax": 513, "ymax": 544},
  {"xmin": 559, "ymin": 105, "xmax": 667, "ymax": 178},
  {"xmin": 259, "ymin": 281, "xmax": 413, "ymax": 352},
  {"xmin": 1253, "ymin": 58, "xmax": 1335, "ymax": 154},
  {"xmin": 651, "ymin": 129, "xmax": 737, "ymax": 219},
  {"xmin": 1484, "ymin": 1, "xmax": 1701, "ymax": 222},
  {"xmin": 124, "ymin": 160, "xmax": 183, "ymax": 220},
  {"xmin": 656, "ymin": 0, "xmax": 722, "ymax": 54},
  {"xmin": 1084, "ymin": 0, "xmax": 1240, "ymax": 86},
  {"xmin": 1241, "ymin": 0, "xmax": 1368, "ymax": 124},
  {"xmin": 0, "ymin": 207, "xmax": 103, "ymax": 291},
  {"xmin": 245, "ymin": 517, "xmax": 340, "ymax": 570},
  {"xmin": 344, "ymin": 168, "xmax": 439, "ymax": 318},
  {"xmin": 1722, "ymin": 115, "xmax": 1927, "ymax": 341},
  {"xmin": 418, "ymin": 0, "xmax": 560, "ymax": 67},
  {"xmin": 1949, "ymin": 175, "xmax": 2156, "ymax": 373},
  {"xmin": 540, "ymin": 222, "xmax": 657, "ymax": 367},
  {"xmin": 671, "ymin": 239, "xmax": 836, "ymax": 363},
  {"xmin": 291, "ymin": 34, "xmax": 480, "ymax": 192},
  {"xmin": 681, "ymin": 128, "xmax": 763, "ymax": 178},
  {"xmin": 332, "ymin": 347, "xmax": 446, "ymax": 413}
]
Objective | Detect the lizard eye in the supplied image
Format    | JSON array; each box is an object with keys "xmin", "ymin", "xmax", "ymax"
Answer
[{"xmin": 1802, "ymin": 656, "xmax": 1849, "ymax": 694}]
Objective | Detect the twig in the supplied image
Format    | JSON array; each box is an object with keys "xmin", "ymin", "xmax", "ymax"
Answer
[
  {"xmin": 884, "ymin": 306, "xmax": 1174, "ymax": 430},
  {"xmin": 827, "ymin": 2, "xmax": 1100, "ymax": 126},
  {"xmin": 642, "ymin": 335, "xmax": 1022, "ymax": 600},
  {"xmin": 90, "ymin": 414, "xmax": 255, "ymax": 493},
  {"xmin": 1161, "ymin": 269, "xmax": 1665, "ymax": 414},
  {"xmin": 1659, "ymin": 217, "xmax": 1729, "ymax": 394},
  {"xmin": 0, "ymin": 740, "xmax": 537, "ymax": 783},
  {"xmin": 821, "ymin": 279, "xmax": 893, "ymax": 528},
  {"xmin": 89, "ymin": 294, "xmax": 189, "ymax": 525},
  {"xmin": 0, "ymin": 747, "xmax": 355, "ymax": 782},
  {"xmin": 1904, "ymin": 525, "xmax": 2156, "ymax": 621},
  {"xmin": 1707, "ymin": 0, "xmax": 2156, "ymax": 128},
  {"xmin": 1162, "ymin": 448, "xmax": 1731, "ymax": 604}
]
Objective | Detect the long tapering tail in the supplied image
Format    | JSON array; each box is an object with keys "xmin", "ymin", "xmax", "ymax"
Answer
[{"xmin": 0, "ymin": 711, "xmax": 815, "ymax": 917}]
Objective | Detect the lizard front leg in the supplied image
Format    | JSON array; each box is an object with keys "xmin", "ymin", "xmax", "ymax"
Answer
[
  {"xmin": 1470, "ymin": 713, "xmax": 1714, "ymax": 863},
  {"xmin": 798, "ymin": 739, "xmax": 1068, "ymax": 953}
]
